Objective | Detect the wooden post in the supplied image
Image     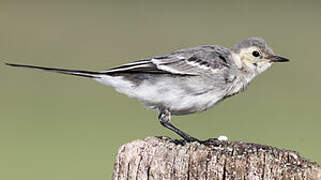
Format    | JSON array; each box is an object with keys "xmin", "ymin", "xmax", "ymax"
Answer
[{"xmin": 112, "ymin": 136, "xmax": 321, "ymax": 180}]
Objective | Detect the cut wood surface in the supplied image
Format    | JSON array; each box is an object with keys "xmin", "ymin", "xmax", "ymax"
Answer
[{"xmin": 112, "ymin": 136, "xmax": 320, "ymax": 180}]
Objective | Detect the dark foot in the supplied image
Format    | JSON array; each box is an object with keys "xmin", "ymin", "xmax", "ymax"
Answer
[
  {"xmin": 184, "ymin": 136, "xmax": 200, "ymax": 143},
  {"xmin": 158, "ymin": 110, "xmax": 200, "ymax": 143},
  {"xmin": 171, "ymin": 137, "xmax": 223, "ymax": 146},
  {"xmin": 172, "ymin": 139, "xmax": 187, "ymax": 145},
  {"xmin": 160, "ymin": 121, "xmax": 200, "ymax": 142},
  {"xmin": 200, "ymin": 138, "xmax": 221, "ymax": 146}
]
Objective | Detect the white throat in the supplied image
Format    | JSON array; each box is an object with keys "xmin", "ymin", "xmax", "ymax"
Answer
[{"xmin": 231, "ymin": 52, "xmax": 272, "ymax": 84}]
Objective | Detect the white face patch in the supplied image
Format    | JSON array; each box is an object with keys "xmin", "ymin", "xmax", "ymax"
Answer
[
  {"xmin": 233, "ymin": 47, "xmax": 274, "ymax": 84},
  {"xmin": 238, "ymin": 47, "xmax": 273, "ymax": 71}
]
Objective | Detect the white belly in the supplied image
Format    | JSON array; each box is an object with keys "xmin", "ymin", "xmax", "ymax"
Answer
[{"xmin": 94, "ymin": 75, "xmax": 225, "ymax": 115}]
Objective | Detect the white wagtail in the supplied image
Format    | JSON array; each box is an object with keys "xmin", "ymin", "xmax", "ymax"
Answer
[{"xmin": 6, "ymin": 37, "xmax": 289, "ymax": 142}]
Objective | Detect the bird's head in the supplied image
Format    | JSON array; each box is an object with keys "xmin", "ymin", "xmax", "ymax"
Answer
[{"xmin": 231, "ymin": 37, "xmax": 289, "ymax": 75}]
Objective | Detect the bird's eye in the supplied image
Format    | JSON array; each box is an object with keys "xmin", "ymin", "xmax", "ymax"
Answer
[{"xmin": 252, "ymin": 51, "xmax": 260, "ymax": 57}]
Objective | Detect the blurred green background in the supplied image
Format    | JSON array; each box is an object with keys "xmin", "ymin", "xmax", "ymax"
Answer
[{"xmin": 1, "ymin": 0, "xmax": 320, "ymax": 179}]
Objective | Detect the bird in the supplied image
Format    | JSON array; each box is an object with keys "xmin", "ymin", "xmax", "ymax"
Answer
[{"xmin": 6, "ymin": 37, "xmax": 289, "ymax": 142}]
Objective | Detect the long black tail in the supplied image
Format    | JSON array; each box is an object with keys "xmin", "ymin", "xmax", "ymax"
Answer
[{"xmin": 5, "ymin": 63, "xmax": 104, "ymax": 78}]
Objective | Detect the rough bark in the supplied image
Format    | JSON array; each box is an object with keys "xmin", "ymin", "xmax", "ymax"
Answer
[{"xmin": 112, "ymin": 136, "xmax": 321, "ymax": 180}]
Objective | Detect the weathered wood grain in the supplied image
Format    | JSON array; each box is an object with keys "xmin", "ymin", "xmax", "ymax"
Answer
[{"xmin": 113, "ymin": 137, "xmax": 321, "ymax": 180}]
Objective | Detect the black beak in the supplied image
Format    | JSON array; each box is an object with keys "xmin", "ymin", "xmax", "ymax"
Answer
[{"xmin": 268, "ymin": 55, "xmax": 290, "ymax": 62}]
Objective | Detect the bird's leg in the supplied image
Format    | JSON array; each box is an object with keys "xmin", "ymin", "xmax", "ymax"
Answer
[{"xmin": 158, "ymin": 110, "xmax": 199, "ymax": 142}]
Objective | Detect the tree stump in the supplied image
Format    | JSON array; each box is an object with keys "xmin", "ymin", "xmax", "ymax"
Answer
[{"xmin": 112, "ymin": 136, "xmax": 321, "ymax": 180}]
